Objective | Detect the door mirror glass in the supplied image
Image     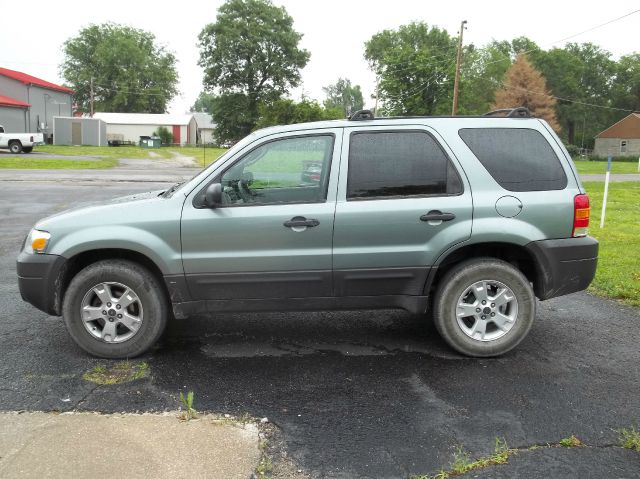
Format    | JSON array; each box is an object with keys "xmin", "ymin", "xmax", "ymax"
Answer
[{"xmin": 204, "ymin": 183, "xmax": 223, "ymax": 208}]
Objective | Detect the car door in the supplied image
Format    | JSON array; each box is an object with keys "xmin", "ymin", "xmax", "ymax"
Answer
[
  {"xmin": 181, "ymin": 129, "xmax": 342, "ymax": 301},
  {"xmin": 332, "ymin": 125, "xmax": 472, "ymax": 297}
]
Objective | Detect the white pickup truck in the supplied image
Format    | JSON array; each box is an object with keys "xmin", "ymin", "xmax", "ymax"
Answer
[{"xmin": 0, "ymin": 125, "xmax": 44, "ymax": 153}]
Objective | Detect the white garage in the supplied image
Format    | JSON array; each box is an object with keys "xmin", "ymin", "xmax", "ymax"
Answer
[{"xmin": 92, "ymin": 112, "xmax": 197, "ymax": 146}]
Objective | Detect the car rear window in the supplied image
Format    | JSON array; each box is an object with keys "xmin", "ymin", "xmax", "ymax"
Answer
[
  {"xmin": 458, "ymin": 128, "xmax": 567, "ymax": 191},
  {"xmin": 347, "ymin": 131, "xmax": 462, "ymax": 199}
]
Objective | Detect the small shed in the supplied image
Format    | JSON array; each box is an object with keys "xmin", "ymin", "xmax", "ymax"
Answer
[
  {"xmin": 53, "ymin": 117, "xmax": 107, "ymax": 146},
  {"xmin": 593, "ymin": 113, "xmax": 640, "ymax": 157}
]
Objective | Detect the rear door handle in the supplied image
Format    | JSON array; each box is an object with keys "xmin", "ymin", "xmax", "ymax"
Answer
[
  {"xmin": 420, "ymin": 210, "xmax": 456, "ymax": 222},
  {"xmin": 284, "ymin": 216, "xmax": 320, "ymax": 228}
]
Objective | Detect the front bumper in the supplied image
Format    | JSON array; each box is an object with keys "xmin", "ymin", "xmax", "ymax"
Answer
[
  {"xmin": 525, "ymin": 236, "xmax": 599, "ymax": 300},
  {"xmin": 17, "ymin": 252, "xmax": 66, "ymax": 315}
]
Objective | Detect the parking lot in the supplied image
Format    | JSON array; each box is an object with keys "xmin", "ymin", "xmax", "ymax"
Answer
[{"xmin": 1, "ymin": 180, "xmax": 639, "ymax": 478}]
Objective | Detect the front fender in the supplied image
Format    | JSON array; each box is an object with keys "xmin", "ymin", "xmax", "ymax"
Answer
[{"xmin": 48, "ymin": 225, "xmax": 182, "ymax": 275}]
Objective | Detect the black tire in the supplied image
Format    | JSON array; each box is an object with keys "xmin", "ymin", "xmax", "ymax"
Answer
[
  {"xmin": 62, "ymin": 260, "xmax": 169, "ymax": 358},
  {"xmin": 9, "ymin": 141, "xmax": 22, "ymax": 154},
  {"xmin": 22, "ymin": 146, "xmax": 33, "ymax": 153},
  {"xmin": 433, "ymin": 258, "xmax": 536, "ymax": 357}
]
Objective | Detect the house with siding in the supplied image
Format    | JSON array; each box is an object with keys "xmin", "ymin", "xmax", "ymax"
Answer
[
  {"xmin": 593, "ymin": 113, "xmax": 640, "ymax": 157},
  {"xmin": 0, "ymin": 67, "xmax": 73, "ymax": 139},
  {"xmin": 92, "ymin": 112, "xmax": 197, "ymax": 146},
  {"xmin": 192, "ymin": 112, "xmax": 217, "ymax": 144}
]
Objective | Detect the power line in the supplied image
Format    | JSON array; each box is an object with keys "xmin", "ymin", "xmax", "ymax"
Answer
[{"xmin": 493, "ymin": 78, "xmax": 635, "ymax": 113}]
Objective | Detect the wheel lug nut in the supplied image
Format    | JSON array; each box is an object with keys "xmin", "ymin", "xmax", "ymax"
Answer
[
  {"xmin": 117, "ymin": 314, "xmax": 122, "ymax": 319},
  {"xmin": 476, "ymin": 308, "xmax": 481, "ymax": 312},
  {"xmin": 481, "ymin": 315, "xmax": 486, "ymax": 319},
  {"xmin": 491, "ymin": 303, "xmax": 495, "ymax": 307},
  {"xmin": 102, "ymin": 310, "xmax": 106, "ymax": 315},
  {"xmin": 116, "ymin": 304, "xmax": 121, "ymax": 309},
  {"xmin": 490, "ymin": 312, "xmax": 495, "ymax": 317},
  {"xmin": 482, "ymin": 300, "xmax": 486, "ymax": 305},
  {"xmin": 107, "ymin": 302, "xmax": 112, "ymax": 307},
  {"xmin": 108, "ymin": 318, "xmax": 114, "ymax": 322}
]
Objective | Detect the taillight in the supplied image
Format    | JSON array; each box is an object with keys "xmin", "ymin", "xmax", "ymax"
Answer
[{"xmin": 573, "ymin": 194, "xmax": 590, "ymax": 237}]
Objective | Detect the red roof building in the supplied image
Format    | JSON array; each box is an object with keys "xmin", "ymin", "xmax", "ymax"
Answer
[
  {"xmin": 0, "ymin": 67, "xmax": 73, "ymax": 94},
  {"xmin": 0, "ymin": 67, "xmax": 74, "ymax": 134}
]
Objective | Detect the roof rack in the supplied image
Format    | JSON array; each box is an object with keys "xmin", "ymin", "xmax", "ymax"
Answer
[
  {"xmin": 348, "ymin": 109, "xmax": 375, "ymax": 121},
  {"xmin": 483, "ymin": 107, "xmax": 531, "ymax": 118}
]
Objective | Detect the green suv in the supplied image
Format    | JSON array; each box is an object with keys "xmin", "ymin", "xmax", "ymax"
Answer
[{"xmin": 17, "ymin": 108, "xmax": 598, "ymax": 358}]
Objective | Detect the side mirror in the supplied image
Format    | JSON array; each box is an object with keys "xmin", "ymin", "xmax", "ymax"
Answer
[{"xmin": 204, "ymin": 183, "xmax": 223, "ymax": 208}]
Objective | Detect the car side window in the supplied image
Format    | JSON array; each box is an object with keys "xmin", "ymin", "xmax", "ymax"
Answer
[
  {"xmin": 458, "ymin": 128, "xmax": 567, "ymax": 191},
  {"xmin": 347, "ymin": 131, "xmax": 462, "ymax": 200},
  {"xmin": 219, "ymin": 135, "xmax": 334, "ymax": 206}
]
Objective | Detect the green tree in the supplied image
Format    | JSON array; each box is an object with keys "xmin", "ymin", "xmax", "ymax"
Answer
[
  {"xmin": 198, "ymin": 0, "xmax": 310, "ymax": 142},
  {"xmin": 61, "ymin": 23, "xmax": 178, "ymax": 113},
  {"xmin": 612, "ymin": 53, "xmax": 640, "ymax": 113},
  {"xmin": 364, "ymin": 22, "xmax": 457, "ymax": 116},
  {"xmin": 322, "ymin": 78, "xmax": 364, "ymax": 116},
  {"xmin": 458, "ymin": 37, "xmax": 541, "ymax": 115},
  {"xmin": 255, "ymin": 98, "xmax": 342, "ymax": 129},
  {"xmin": 534, "ymin": 43, "xmax": 616, "ymax": 146},
  {"xmin": 190, "ymin": 92, "xmax": 216, "ymax": 112}
]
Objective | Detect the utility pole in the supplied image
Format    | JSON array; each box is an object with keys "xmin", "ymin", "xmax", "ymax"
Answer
[
  {"xmin": 373, "ymin": 77, "xmax": 379, "ymax": 116},
  {"xmin": 451, "ymin": 20, "xmax": 467, "ymax": 116},
  {"xmin": 90, "ymin": 77, "xmax": 94, "ymax": 117}
]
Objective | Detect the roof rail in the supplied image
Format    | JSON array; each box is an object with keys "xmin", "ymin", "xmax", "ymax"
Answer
[
  {"xmin": 348, "ymin": 109, "xmax": 375, "ymax": 121},
  {"xmin": 484, "ymin": 107, "xmax": 531, "ymax": 118}
]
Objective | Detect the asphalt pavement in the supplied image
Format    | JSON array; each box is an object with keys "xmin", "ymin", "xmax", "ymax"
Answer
[{"xmin": 1, "ymin": 180, "xmax": 639, "ymax": 478}]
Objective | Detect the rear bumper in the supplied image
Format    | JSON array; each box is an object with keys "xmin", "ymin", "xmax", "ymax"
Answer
[
  {"xmin": 17, "ymin": 252, "xmax": 66, "ymax": 315},
  {"xmin": 525, "ymin": 236, "xmax": 599, "ymax": 300}
]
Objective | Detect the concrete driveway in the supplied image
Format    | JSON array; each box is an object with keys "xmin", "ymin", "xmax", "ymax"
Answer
[{"xmin": 1, "ymin": 181, "xmax": 639, "ymax": 478}]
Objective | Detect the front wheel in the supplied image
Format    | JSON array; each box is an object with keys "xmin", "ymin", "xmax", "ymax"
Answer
[
  {"xmin": 433, "ymin": 258, "xmax": 536, "ymax": 357},
  {"xmin": 62, "ymin": 260, "xmax": 169, "ymax": 358}
]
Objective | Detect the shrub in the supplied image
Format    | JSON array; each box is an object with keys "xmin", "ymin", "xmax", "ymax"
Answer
[{"xmin": 153, "ymin": 126, "xmax": 173, "ymax": 145}]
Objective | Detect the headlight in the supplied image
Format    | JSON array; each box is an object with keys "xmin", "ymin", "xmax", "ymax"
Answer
[{"xmin": 24, "ymin": 229, "xmax": 51, "ymax": 254}]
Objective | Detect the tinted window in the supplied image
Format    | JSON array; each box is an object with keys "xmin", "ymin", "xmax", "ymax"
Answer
[
  {"xmin": 347, "ymin": 131, "xmax": 462, "ymax": 199},
  {"xmin": 218, "ymin": 135, "xmax": 334, "ymax": 206},
  {"xmin": 458, "ymin": 128, "xmax": 567, "ymax": 191}
]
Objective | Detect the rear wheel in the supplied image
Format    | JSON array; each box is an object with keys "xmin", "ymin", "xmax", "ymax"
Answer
[
  {"xmin": 62, "ymin": 260, "xmax": 169, "ymax": 358},
  {"xmin": 433, "ymin": 258, "xmax": 535, "ymax": 357},
  {"xmin": 9, "ymin": 141, "xmax": 22, "ymax": 154}
]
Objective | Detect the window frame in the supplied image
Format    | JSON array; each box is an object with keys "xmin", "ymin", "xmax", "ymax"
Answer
[
  {"xmin": 345, "ymin": 129, "xmax": 464, "ymax": 201},
  {"xmin": 193, "ymin": 132, "xmax": 336, "ymax": 209},
  {"xmin": 620, "ymin": 140, "xmax": 627, "ymax": 153}
]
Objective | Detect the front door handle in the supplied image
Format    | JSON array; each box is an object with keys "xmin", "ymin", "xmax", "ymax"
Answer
[
  {"xmin": 284, "ymin": 216, "xmax": 320, "ymax": 228},
  {"xmin": 420, "ymin": 210, "xmax": 456, "ymax": 222}
]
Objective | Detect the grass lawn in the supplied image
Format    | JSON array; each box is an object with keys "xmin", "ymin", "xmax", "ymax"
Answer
[
  {"xmin": 583, "ymin": 181, "xmax": 640, "ymax": 306},
  {"xmin": 34, "ymin": 144, "xmax": 227, "ymax": 163},
  {"xmin": 573, "ymin": 159, "xmax": 639, "ymax": 175},
  {"xmin": 0, "ymin": 158, "xmax": 118, "ymax": 169}
]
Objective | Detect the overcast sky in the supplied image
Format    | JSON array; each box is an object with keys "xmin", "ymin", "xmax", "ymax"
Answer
[{"xmin": 2, "ymin": 1, "xmax": 638, "ymax": 113}]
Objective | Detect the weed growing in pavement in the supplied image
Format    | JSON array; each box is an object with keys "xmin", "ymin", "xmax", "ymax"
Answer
[
  {"xmin": 410, "ymin": 434, "xmax": 599, "ymax": 479},
  {"xmin": 618, "ymin": 427, "xmax": 640, "ymax": 452},
  {"xmin": 82, "ymin": 361, "xmax": 148, "ymax": 385},
  {"xmin": 179, "ymin": 391, "xmax": 197, "ymax": 421},
  {"xmin": 559, "ymin": 435, "xmax": 583, "ymax": 447}
]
